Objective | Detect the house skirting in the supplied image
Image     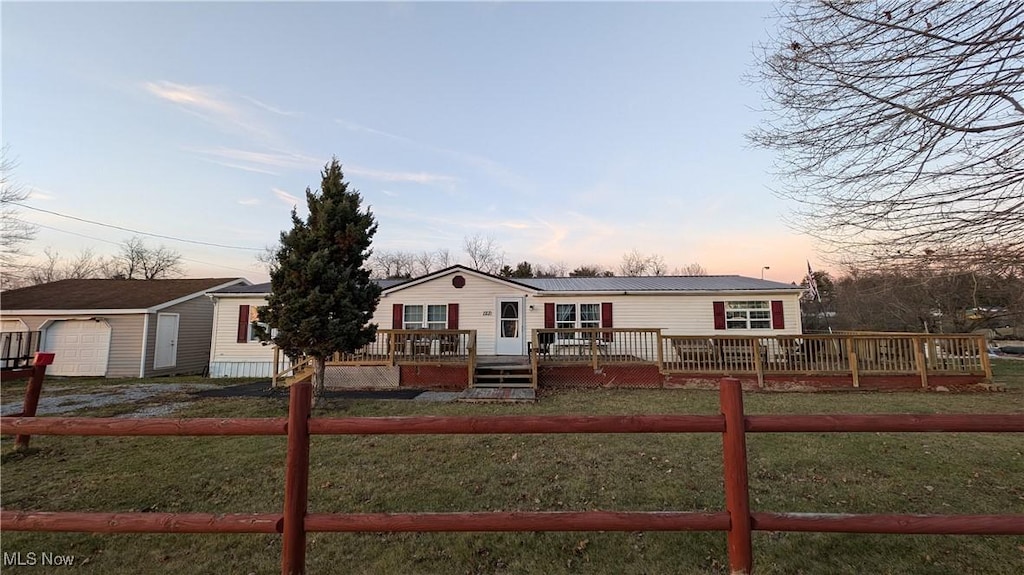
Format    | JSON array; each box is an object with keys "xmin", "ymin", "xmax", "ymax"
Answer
[
  {"xmin": 399, "ymin": 365, "xmax": 468, "ymax": 391},
  {"xmin": 210, "ymin": 360, "xmax": 291, "ymax": 378},
  {"xmin": 540, "ymin": 365, "xmax": 988, "ymax": 391}
]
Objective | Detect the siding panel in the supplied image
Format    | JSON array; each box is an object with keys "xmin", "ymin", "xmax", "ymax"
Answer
[{"xmin": 145, "ymin": 296, "xmax": 216, "ymax": 377}]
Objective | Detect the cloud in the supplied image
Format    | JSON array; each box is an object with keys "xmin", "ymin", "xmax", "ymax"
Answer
[
  {"xmin": 345, "ymin": 166, "xmax": 458, "ymax": 188},
  {"xmin": 237, "ymin": 198, "xmax": 262, "ymax": 206},
  {"xmin": 187, "ymin": 147, "xmax": 326, "ymax": 175},
  {"xmin": 144, "ymin": 81, "xmax": 288, "ymax": 142},
  {"xmin": 335, "ymin": 119, "xmax": 415, "ymax": 144},
  {"xmin": 272, "ymin": 187, "xmax": 301, "ymax": 206},
  {"xmin": 25, "ymin": 186, "xmax": 55, "ymax": 201},
  {"xmin": 240, "ymin": 95, "xmax": 299, "ymax": 117},
  {"xmin": 336, "ymin": 119, "xmax": 530, "ymax": 192}
]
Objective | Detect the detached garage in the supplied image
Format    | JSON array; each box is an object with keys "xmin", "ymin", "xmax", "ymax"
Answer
[{"xmin": 0, "ymin": 278, "xmax": 247, "ymax": 377}]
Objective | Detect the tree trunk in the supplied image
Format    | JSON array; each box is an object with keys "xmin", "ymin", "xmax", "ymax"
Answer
[{"xmin": 312, "ymin": 356, "xmax": 327, "ymax": 408}]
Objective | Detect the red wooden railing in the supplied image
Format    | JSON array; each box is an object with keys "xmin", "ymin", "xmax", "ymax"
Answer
[{"xmin": 2, "ymin": 379, "xmax": 1023, "ymax": 575}]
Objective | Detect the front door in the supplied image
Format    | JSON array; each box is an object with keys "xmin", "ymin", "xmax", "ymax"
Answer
[{"xmin": 495, "ymin": 298, "xmax": 524, "ymax": 355}]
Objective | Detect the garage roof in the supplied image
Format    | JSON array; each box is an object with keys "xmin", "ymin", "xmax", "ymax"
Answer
[{"xmin": 1, "ymin": 278, "xmax": 246, "ymax": 311}]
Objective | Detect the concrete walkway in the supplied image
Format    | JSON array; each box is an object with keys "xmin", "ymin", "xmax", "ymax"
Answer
[{"xmin": 457, "ymin": 387, "xmax": 536, "ymax": 403}]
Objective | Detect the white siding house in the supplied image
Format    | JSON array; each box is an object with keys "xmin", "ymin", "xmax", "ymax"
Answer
[{"xmin": 207, "ymin": 266, "xmax": 804, "ymax": 374}]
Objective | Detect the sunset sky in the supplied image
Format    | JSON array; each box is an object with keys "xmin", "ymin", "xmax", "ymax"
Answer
[{"xmin": 3, "ymin": 1, "xmax": 821, "ymax": 284}]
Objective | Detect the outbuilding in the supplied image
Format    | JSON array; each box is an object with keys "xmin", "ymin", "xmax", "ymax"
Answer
[{"xmin": 0, "ymin": 278, "xmax": 247, "ymax": 377}]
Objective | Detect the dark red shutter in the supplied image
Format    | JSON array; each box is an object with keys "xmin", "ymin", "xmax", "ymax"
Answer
[
  {"xmin": 601, "ymin": 302, "xmax": 614, "ymax": 341},
  {"xmin": 713, "ymin": 301, "xmax": 726, "ymax": 330},
  {"xmin": 447, "ymin": 303, "xmax": 459, "ymax": 329},
  {"xmin": 237, "ymin": 305, "xmax": 250, "ymax": 343},
  {"xmin": 544, "ymin": 303, "xmax": 555, "ymax": 329},
  {"xmin": 392, "ymin": 304, "xmax": 403, "ymax": 329},
  {"xmin": 771, "ymin": 300, "xmax": 785, "ymax": 329}
]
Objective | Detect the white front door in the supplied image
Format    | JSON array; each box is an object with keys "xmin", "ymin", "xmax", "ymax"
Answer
[
  {"xmin": 154, "ymin": 313, "xmax": 179, "ymax": 369},
  {"xmin": 495, "ymin": 298, "xmax": 525, "ymax": 355}
]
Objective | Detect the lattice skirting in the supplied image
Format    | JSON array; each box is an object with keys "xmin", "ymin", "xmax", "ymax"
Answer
[
  {"xmin": 539, "ymin": 365, "xmax": 988, "ymax": 391},
  {"xmin": 324, "ymin": 366, "xmax": 399, "ymax": 389},
  {"xmin": 539, "ymin": 365, "xmax": 663, "ymax": 389}
]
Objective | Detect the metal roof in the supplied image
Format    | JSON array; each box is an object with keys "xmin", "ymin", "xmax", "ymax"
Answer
[
  {"xmin": 211, "ymin": 278, "xmax": 407, "ymax": 295},
  {"xmin": 515, "ymin": 275, "xmax": 801, "ymax": 292}
]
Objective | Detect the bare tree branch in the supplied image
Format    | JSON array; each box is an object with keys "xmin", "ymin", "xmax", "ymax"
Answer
[
  {"xmin": 751, "ymin": 1, "xmax": 1024, "ymax": 267},
  {"xmin": 463, "ymin": 233, "xmax": 505, "ymax": 274}
]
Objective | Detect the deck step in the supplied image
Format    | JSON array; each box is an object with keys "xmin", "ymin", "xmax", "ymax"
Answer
[{"xmin": 473, "ymin": 365, "xmax": 534, "ymax": 388}]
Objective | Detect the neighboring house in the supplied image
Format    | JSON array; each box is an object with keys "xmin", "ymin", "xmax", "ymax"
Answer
[
  {"xmin": 206, "ymin": 265, "xmax": 803, "ymax": 375},
  {"xmin": 0, "ymin": 278, "xmax": 247, "ymax": 377}
]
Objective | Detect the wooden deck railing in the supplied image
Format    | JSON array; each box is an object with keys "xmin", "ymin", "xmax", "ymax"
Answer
[
  {"xmin": 532, "ymin": 328, "xmax": 662, "ymax": 369},
  {"xmin": 273, "ymin": 329, "xmax": 478, "ymax": 384},
  {"xmin": 1, "ymin": 331, "xmax": 41, "ymax": 371},
  {"xmin": 2, "ymin": 378, "xmax": 1022, "ymax": 575},
  {"xmin": 658, "ymin": 333, "xmax": 989, "ymax": 385},
  {"xmin": 529, "ymin": 330, "xmax": 990, "ymax": 384},
  {"xmin": 273, "ymin": 330, "xmax": 989, "ymax": 387}
]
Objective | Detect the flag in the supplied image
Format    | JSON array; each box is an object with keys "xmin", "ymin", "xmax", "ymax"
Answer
[{"xmin": 805, "ymin": 261, "xmax": 820, "ymax": 302}]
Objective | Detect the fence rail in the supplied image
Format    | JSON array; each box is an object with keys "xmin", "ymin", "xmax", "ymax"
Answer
[{"xmin": 3, "ymin": 379, "xmax": 1022, "ymax": 575}]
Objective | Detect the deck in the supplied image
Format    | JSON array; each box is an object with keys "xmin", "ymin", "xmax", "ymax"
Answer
[{"xmin": 273, "ymin": 329, "xmax": 992, "ymax": 390}]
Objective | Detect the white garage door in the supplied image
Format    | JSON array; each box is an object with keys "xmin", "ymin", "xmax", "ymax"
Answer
[{"xmin": 43, "ymin": 320, "xmax": 111, "ymax": 377}]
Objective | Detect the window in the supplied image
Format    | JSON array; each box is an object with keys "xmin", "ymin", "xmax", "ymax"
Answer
[
  {"xmin": 555, "ymin": 303, "xmax": 602, "ymax": 338},
  {"xmin": 725, "ymin": 301, "xmax": 771, "ymax": 330},
  {"xmin": 427, "ymin": 305, "xmax": 447, "ymax": 330},
  {"xmin": 247, "ymin": 306, "xmax": 270, "ymax": 342},
  {"xmin": 403, "ymin": 304, "xmax": 447, "ymax": 330}
]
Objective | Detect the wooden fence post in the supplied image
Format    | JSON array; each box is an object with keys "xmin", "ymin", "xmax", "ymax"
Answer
[
  {"xmin": 978, "ymin": 334, "xmax": 993, "ymax": 382},
  {"xmin": 846, "ymin": 337, "xmax": 860, "ymax": 388},
  {"xmin": 14, "ymin": 352, "xmax": 55, "ymax": 451},
  {"xmin": 914, "ymin": 336, "xmax": 929, "ymax": 389},
  {"xmin": 751, "ymin": 338, "xmax": 764, "ymax": 389},
  {"xmin": 720, "ymin": 377, "xmax": 752, "ymax": 575},
  {"xmin": 282, "ymin": 381, "xmax": 312, "ymax": 575}
]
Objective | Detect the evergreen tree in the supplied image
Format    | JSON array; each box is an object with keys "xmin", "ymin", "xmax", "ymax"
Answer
[{"xmin": 258, "ymin": 158, "xmax": 381, "ymax": 406}]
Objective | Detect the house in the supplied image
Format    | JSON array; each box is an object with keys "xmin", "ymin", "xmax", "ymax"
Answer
[
  {"xmin": 378, "ymin": 265, "xmax": 804, "ymax": 354},
  {"xmin": 0, "ymin": 278, "xmax": 247, "ymax": 377},
  {"xmin": 206, "ymin": 265, "xmax": 804, "ymax": 378}
]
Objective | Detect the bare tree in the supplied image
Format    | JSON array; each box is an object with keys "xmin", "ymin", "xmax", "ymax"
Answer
[
  {"xmin": 414, "ymin": 250, "xmax": 436, "ymax": 276},
  {"xmin": 463, "ymin": 233, "xmax": 505, "ymax": 274},
  {"xmin": 255, "ymin": 244, "xmax": 280, "ymax": 274},
  {"xmin": 1, "ymin": 147, "xmax": 37, "ymax": 284},
  {"xmin": 675, "ymin": 262, "xmax": 708, "ymax": 276},
  {"xmin": 108, "ymin": 236, "xmax": 183, "ymax": 279},
  {"xmin": 26, "ymin": 247, "xmax": 108, "ymax": 285},
  {"xmin": 619, "ymin": 249, "xmax": 667, "ymax": 276},
  {"xmin": 537, "ymin": 261, "xmax": 569, "ymax": 277},
  {"xmin": 371, "ymin": 250, "xmax": 416, "ymax": 279},
  {"xmin": 751, "ymin": 1, "xmax": 1024, "ymax": 267},
  {"xmin": 434, "ymin": 248, "xmax": 454, "ymax": 269}
]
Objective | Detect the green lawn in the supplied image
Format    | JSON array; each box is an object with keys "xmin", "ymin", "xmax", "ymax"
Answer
[{"xmin": 1, "ymin": 361, "xmax": 1022, "ymax": 574}]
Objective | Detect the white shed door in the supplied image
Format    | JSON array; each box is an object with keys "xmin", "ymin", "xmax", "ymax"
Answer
[
  {"xmin": 154, "ymin": 313, "xmax": 179, "ymax": 369},
  {"xmin": 44, "ymin": 320, "xmax": 111, "ymax": 377}
]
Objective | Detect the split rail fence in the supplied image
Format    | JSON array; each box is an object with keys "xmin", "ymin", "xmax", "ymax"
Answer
[{"xmin": 2, "ymin": 379, "xmax": 1023, "ymax": 575}]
